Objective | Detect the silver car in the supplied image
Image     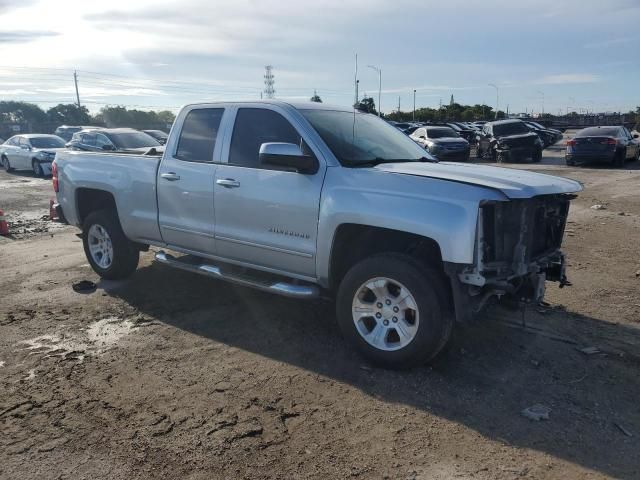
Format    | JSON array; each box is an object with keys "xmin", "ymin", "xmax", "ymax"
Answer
[{"xmin": 0, "ymin": 134, "xmax": 67, "ymax": 176}]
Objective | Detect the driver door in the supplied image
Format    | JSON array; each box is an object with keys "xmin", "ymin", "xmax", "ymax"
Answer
[
  {"xmin": 17, "ymin": 137, "xmax": 32, "ymax": 169},
  {"xmin": 213, "ymin": 106, "xmax": 326, "ymax": 278}
]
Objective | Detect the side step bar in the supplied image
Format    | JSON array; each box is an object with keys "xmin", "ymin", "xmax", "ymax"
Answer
[{"xmin": 154, "ymin": 251, "xmax": 320, "ymax": 299}]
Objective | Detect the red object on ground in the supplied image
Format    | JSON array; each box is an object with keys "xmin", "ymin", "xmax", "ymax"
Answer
[
  {"xmin": 49, "ymin": 198, "xmax": 58, "ymax": 221},
  {"xmin": 0, "ymin": 209, "xmax": 9, "ymax": 235}
]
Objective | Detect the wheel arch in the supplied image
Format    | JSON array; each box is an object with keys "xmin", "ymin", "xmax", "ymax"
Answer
[
  {"xmin": 328, "ymin": 224, "xmax": 445, "ymax": 292},
  {"xmin": 76, "ymin": 188, "xmax": 118, "ymax": 226}
]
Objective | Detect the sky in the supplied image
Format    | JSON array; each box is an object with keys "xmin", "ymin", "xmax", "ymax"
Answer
[{"xmin": 0, "ymin": 0, "xmax": 639, "ymax": 115}]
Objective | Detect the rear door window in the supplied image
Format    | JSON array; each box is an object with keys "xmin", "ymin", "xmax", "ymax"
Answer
[{"xmin": 175, "ymin": 108, "xmax": 225, "ymax": 162}]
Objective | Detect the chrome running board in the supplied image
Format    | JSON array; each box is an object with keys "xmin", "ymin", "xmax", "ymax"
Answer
[{"xmin": 154, "ymin": 251, "xmax": 319, "ymax": 299}]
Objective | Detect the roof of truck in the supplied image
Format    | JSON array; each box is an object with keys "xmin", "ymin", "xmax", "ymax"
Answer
[{"xmin": 182, "ymin": 100, "xmax": 355, "ymax": 113}]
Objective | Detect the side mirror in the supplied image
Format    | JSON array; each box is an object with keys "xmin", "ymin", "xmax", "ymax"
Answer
[
  {"xmin": 20, "ymin": 144, "xmax": 31, "ymax": 151},
  {"xmin": 102, "ymin": 144, "xmax": 115, "ymax": 151},
  {"xmin": 259, "ymin": 142, "xmax": 318, "ymax": 174}
]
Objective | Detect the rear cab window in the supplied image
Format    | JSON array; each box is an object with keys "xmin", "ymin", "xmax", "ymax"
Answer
[{"xmin": 175, "ymin": 108, "xmax": 225, "ymax": 162}]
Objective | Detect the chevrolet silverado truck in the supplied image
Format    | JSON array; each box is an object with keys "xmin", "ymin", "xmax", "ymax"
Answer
[{"xmin": 53, "ymin": 101, "xmax": 582, "ymax": 368}]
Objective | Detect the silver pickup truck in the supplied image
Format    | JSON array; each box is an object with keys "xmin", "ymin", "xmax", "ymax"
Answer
[{"xmin": 54, "ymin": 101, "xmax": 582, "ymax": 368}]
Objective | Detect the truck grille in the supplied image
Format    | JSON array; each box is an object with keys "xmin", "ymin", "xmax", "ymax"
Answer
[{"xmin": 480, "ymin": 195, "xmax": 570, "ymax": 267}]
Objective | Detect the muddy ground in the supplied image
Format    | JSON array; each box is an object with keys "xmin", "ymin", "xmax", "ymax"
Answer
[{"xmin": 1, "ymin": 134, "xmax": 639, "ymax": 480}]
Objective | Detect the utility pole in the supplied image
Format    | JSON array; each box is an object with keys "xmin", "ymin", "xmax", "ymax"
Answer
[
  {"xmin": 397, "ymin": 96, "xmax": 400, "ymax": 113},
  {"xmin": 488, "ymin": 83, "xmax": 499, "ymax": 119},
  {"xmin": 413, "ymin": 89, "xmax": 416, "ymax": 121},
  {"xmin": 354, "ymin": 54, "xmax": 358, "ymax": 106},
  {"xmin": 73, "ymin": 70, "xmax": 81, "ymax": 108},
  {"xmin": 367, "ymin": 65, "xmax": 382, "ymax": 117}
]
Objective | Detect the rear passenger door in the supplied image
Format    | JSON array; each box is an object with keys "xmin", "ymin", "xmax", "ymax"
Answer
[{"xmin": 157, "ymin": 106, "xmax": 227, "ymax": 256}]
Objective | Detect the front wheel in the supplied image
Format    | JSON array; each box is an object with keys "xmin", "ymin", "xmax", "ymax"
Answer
[
  {"xmin": 336, "ymin": 254, "xmax": 453, "ymax": 369},
  {"xmin": 32, "ymin": 159, "xmax": 43, "ymax": 177},
  {"xmin": 82, "ymin": 209, "xmax": 139, "ymax": 280},
  {"xmin": 532, "ymin": 147, "xmax": 542, "ymax": 163}
]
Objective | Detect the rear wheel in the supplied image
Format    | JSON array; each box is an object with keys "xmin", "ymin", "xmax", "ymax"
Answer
[
  {"xmin": 82, "ymin": 209, "xmax": 139, "ymax": 280},
  {"xmin": 1, "ymin": 155, "xmax": 12, "ymax": 172},
  {"xmin": 336, "ymin": 254, "xmax": 454, "ymax": 369}
]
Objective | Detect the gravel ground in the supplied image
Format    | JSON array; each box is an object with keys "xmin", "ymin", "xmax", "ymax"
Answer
[{"xmin": 1, "ymin": 134, "xmax": 639, "ymax": 479}]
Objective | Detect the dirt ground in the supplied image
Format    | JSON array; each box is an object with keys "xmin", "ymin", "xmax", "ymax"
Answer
[{"xmin": 1, "ymin": 133, "xmax": 639, "ymax": 480}]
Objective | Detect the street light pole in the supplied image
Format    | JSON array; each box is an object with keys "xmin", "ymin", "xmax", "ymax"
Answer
[
  {"xmin": 368, "ymin": 65, "xmax": 382, "ymax": 117},
  {"xmin": 413, "ymin": 89, "xmax": 416, "ymax": 121},
  {"xmin": 488, "ymin": 83, "xmax": 499, "ymax": 119},
  {"xmin": 537, "ymin": 90, "xmax": 545, "ymax": 116}
]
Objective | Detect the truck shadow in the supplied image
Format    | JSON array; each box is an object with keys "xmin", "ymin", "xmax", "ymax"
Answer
[{"xmin": 106, "ymin": 261, "xmax": 640, "ymax": 478}]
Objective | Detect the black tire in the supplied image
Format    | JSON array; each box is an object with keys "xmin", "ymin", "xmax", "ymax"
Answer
[
  {"xmin": 532, "ymin": 147, "xmax": 542, "ymax": 163},
  {"xmin": 336, "ymin": 253, "xmax": 454, "ymax": 369},
  {"xmin": 613, "ymin": 149, "xmax": 625, "ymax": 168},
  {"xmin": 1, "ymin": 155, "xmax": 12, "ymax": 172},
  {"xmin": 565, "ymin": 157, "xmax": 575, "ymax": 166},
  {"xmin": 32, "ymin": 159, "xmax": 43, "ymax": 177},
  {"xmin": 82, "ymin": 209, "xmax": 139, "ymax": 280}
]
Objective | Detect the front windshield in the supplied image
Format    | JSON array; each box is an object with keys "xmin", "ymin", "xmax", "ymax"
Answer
[
  {"xmin": 493, "ymin": 122, "xmax": 530, "ymax": 136},
  {"xmin": 30, "ymin": 136, "xmax": 66, "ymax": 148},
  {"xmin": 428, "ymin": 127, "xmax": 459, "ymax": 138},
  {"xmin": 300, "ymin": 109, "xmax": 433, "ymax": 166},
  {"xmin": 109, "ymin": 131, "xmax": 161, "ymax": 149}
]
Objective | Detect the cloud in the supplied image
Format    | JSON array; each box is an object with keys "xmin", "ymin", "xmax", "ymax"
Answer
[
  {"xmin": 584, "ymin": 36, "xmax": 636, "ymax": 48},
  {"xmin": 534, "ymin": 74, "xmax": 600, "ymax": 85},
  {"xmin": 0, "ymin": 30, "xmax": 59, "ymax": 43}
]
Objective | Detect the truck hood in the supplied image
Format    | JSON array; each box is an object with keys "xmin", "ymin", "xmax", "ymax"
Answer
[{"xmin": 375, "ymin": 162, "xmax": 582, "ymax": 199}]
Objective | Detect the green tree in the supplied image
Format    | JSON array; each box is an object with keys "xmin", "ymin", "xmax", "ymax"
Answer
[
  {"xmin": 46, "ymin": 104, "xmax": 91, "ymax": 125},
  {"xmin": 355, "ymin": 96, "xmax": 377, "ymax": 115},
  {"xmin": 0, "ymin": 101, "xmax": 47, "ymax": 124}
]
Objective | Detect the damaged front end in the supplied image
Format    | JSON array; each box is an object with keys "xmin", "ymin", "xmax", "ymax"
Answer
[{"xmin": 445, "ymin": 194, "xmax": 575, "ymax": 322}]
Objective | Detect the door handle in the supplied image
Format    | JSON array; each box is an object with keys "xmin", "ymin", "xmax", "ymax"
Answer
[
  {"xmin": 216, "ymin": 178, "xmax": 241, "ymax": 188},
  {"xmin": 160, "ymin": 172, "xmax": 180, "ymax": 181}
]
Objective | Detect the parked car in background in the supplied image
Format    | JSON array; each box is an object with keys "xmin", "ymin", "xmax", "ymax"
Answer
[
  {"xmin": 476, "ymin": 119, "xmax": 543, "ymax": 163},
  {"xmin": 0, "ymin": 134, "xmax": 66, "ymax": 176},
  {"xmin": 566, "ymin": 126, "xmax": 639, "ymax": 167},
  {"xmin": 53, "ymin": 100, "xmax": 581, "ymax": 368},
  {"xmin": 444, "ymin": 122, "xmax": 477, "ymax": 145},
  {"xmin": 67, "ymin": 128, "xmax": 163, "ymax": 154},
  {"xmin": 410, "ymin": 126, "xmax": 470, "ymax": 161},
  {"xmin": 143, "ymin": 129, "xmax": 169, "ymax": 145},
  {"xmin": 524, "ymin": 121, "xmax": 563, "ymax": 148},
  {"xmin": 54, "ymin": 125, "xmax": 95, "ymax": 142}
]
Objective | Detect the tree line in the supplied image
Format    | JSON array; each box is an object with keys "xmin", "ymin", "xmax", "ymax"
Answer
[{"xmin": 0, "ymin": 101, "xmax": 176, "ymax": 137}]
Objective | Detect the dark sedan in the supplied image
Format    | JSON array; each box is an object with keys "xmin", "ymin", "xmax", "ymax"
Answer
[
  {"xmin": 566, "ymin": 126, "xmax": 639, "ymax": 167},
  {"xmin": 143, "ymin": 129, "xmax": 169, "ymax": 145},
  {"xmin": 67, "ymin": 128, "xmax": 163, "ymax": 154}
]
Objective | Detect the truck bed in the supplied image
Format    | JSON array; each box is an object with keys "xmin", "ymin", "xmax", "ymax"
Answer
[{"xmin": 54, "ymin": 150, "xmax": 163, "ymax": 244}]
